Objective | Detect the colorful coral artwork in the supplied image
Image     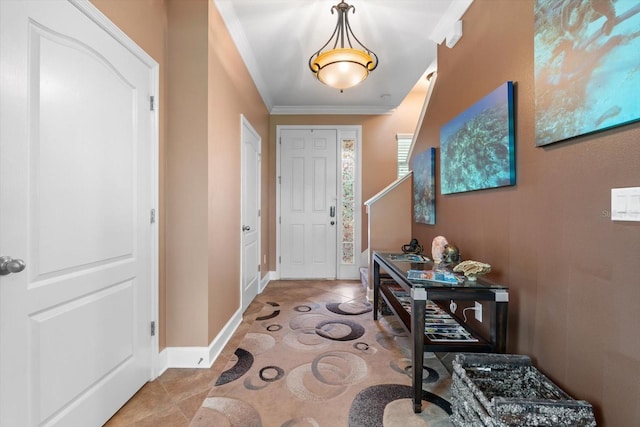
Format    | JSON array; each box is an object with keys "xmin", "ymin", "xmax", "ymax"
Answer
[
  {"xmin": 440, "ymin": 82, "xmax": 515, "ymax": 195},
  {"xmin": 412, "ymin": 148, "xmax": 436, "ymax": 224},
  {"xmin": 534, "ymin": 0, "xmax": 640, "ymax": 146}
]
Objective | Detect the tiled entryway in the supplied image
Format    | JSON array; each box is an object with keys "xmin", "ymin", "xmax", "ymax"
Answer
[{"xmin": 104, "ymin": 280, "xmax": 366, "ymax": 426}]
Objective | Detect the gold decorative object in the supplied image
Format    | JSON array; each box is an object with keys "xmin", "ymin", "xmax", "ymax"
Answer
[{"xmin": 453, "ymin": 260, "xmax": 491, "ymax": 281}]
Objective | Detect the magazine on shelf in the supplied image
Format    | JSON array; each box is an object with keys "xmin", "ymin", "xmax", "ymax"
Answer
[
  {"xmin": 407, "ymin": 269, "xmax": 463, "ymax": 285},
  {"xmin": 424, "ymin": 317, "xmax": 459, "ymax": 325},
  {"xmin": 426, "ymin": 332, "xmax": 479, "ymax": 342},
  {"xmin": 385, "ymin": 291, "xmax": 479, "ymax": 342},
  {"xmin": 388, "ymin": 253, "xmax": 430, "ymax": 263}
]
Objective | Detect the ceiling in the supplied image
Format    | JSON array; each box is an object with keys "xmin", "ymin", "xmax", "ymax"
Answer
[{"xmin": 214, "ymin": 0, "xmax": 473, "ymax": 114}]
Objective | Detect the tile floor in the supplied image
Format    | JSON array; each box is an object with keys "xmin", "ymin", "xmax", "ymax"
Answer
[{"xmin": 104, "ymin": 280, "xmax": 366, "ymax": 426}]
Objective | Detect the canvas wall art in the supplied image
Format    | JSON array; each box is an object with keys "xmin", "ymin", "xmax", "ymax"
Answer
[
  {"xmin": 534, "ymin": 0, "xmax": 640, "ymax": 146},
  {"xmin": 412, "ymin": 148, "xmax": 435, "ymax": 225},
  {"xmin": 440, "ymin": 81, "xmax": 515, "ymax": 195}
]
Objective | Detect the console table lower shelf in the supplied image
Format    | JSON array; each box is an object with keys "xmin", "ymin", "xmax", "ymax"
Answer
[
  {"xmin": 379, "ymin": 283, "xmax": 495, "ymax": 353},
  {"xmin": 372, "ymin": 251, "xmax": 509, "ymax": 414}
]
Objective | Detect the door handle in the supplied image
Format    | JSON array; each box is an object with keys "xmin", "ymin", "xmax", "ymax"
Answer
[
  {"xmin": 0, "ymin": 256, "xmax": 26, "ymax": 275},
  {"xmin": 330, "ymin": 206, "xmax": 335, "ymax": 218},
  {"xmin": 242, "ymin": 225, "xmax": 251, "ymax": 231}
]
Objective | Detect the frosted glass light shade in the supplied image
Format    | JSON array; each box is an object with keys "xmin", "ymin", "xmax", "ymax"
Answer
[{"xmin": 310, "ymin": 48, "xmax": 375, "ymax": 90}]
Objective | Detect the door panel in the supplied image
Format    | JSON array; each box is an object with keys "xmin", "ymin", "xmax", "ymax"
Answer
[
  {"xmin": 33, "ymin": 281, "xmax": 135, "ymax": 421},
  {"xmin": 280, "ymin": 129, "xmax": 337, "ymax": 279},
  {"xmin": 34, "ymin": 24, "xmax": 135, "ymax": 277},
  {"xmin": 0, "ymin": 1, "xmax": 155, "ymax": 425}
]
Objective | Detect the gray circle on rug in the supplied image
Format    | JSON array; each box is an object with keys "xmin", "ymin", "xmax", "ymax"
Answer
[
  {"xmin": 310, "ymin": 351, "xmax": 368, "ymax": 386},
  {"xmin": 201, "ymin": 396, "xmax": 262, "ymax": 427},
  {"xmin": 256, "ymin": 301, "xmax": 280, "ymax": 321},
  {"xmin": 325, "ymin": 301, "xmax": 373, "ymax": 315},
  {"xmin": 348, "ymin": 384, "xmax": 451, "ymax": 426},
  {"xmin": 283, "ymin": 328, "xmax": 331, "ymax": 351},
  {"xmin": 286, "ymin": 351, "xmax": 367, "ymax": 401},
  {"xmin": 259, "ymin": 365, "xmax": 285, "ymax": 382},
  {"xmin": 280, "ymin": 417, "xmax": 320, "ymax": 427},
  {"xmin": 390, "ymin": 358, "xmax": 440, "ymax": 384},
  {"xmin": 315, "ymin": 319, "xmax": 365, "ymax": 341},
  {"xmin": 215, "ymin": 348, "xmax": 254, "ymax": 386}
]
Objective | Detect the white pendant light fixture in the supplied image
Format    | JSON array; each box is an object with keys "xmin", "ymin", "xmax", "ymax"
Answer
[{"xmin": 309, "ymin": 1, "xmax": 378, "ymax": 91}]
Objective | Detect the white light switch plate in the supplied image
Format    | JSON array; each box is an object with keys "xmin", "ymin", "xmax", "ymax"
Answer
[{"xmin": 611, "ymin": 187, "xmax": 640, "ymax": 221}]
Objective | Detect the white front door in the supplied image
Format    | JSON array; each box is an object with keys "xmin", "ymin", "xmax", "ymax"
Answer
[
  {"xmin": 0, "ymin": 1, "xmax": 157, "ymax": 426},
  {"xmin": 279, "ymin": 129, "xmax": 337, "ymax": 279},
  {"xmin": 241, "ymin": 116, "xmax": 261, "ymax": 312}
]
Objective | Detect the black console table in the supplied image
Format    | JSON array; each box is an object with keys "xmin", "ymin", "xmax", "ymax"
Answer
[{"xmin": 372, "ymin": 251, "xmax": 509, "ymax": 413}]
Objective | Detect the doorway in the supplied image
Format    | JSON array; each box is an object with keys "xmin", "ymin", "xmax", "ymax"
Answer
[
  {"xmin": 276, "ymin": 126, "xmax": 362, "ymax": 280},
  {"xmin": 241, "ymin": 116, "xmax": 261, "ymax": 311}
]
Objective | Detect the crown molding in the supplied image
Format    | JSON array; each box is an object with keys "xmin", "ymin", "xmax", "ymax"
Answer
[{"xmin": 270, "ymin": 105, "xmax": 396, "ymax": 115}]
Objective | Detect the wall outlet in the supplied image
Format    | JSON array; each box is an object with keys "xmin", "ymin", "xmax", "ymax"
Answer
[{"xmin": 474, "ymin": 301, "xmax": 483, "ymax": 322}]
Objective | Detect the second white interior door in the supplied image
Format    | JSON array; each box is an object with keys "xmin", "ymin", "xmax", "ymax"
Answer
[{"xmin": 279, "ymin": 129, "xmax": 337, "ymax": 279}]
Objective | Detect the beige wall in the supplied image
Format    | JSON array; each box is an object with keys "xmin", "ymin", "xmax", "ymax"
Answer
[
  {"xmin": 207, "ymin": 3, "xmax": 270, "ymax": 343},
  {"xmin": 367, "ymin": 177, "xmax": 412, "ymax": 273},
  {"xmin": 411, "ymin": 1, "xmax": 640, "ymax": 425},
  {"xmin": 91, "ymin": 0, "xmax": 270, "ymax": 349},
  {"xmin": 166, "ymin": 0, "xmax": 209, "ymax": 346}
]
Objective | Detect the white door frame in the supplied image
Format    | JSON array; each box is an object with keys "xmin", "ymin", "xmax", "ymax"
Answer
[
  {"xmin": 276, "ymin": 125, "xmax": 362, "ymax": 280},
  {"xmin": 73, "ymin": 0, "xmax": 160, "ymax": 378},
  {"xmin": 240, "ymin": 115, "xmax": 261, "ymax": 311}
]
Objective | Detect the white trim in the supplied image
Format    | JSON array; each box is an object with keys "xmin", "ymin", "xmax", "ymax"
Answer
[
  {"xmin": 271, "ymin": 105, "xmax": 396, "ymax": 115},
  {"xmin": 428, "ymin": 0, "xmax": 473, "ymax": 46},
  {"xmin": 161, "ymin": 308, "xmax": 243, "ymax": 369},
  {"xmin": 70, "ymin": 0, "xmax": 161, "ymax": 381},
  {"xmin": 70, "ymin": 0, "xmax": 158, "ymax": 68},
  {"xmin": 240, "ymin": 115, "xmax": 262, "ymax": 313},
  {"xmin": 214, "ymin": 0, "xmax": 273, "ymax": 111},
  {"xmin": 364, "ymin": 172, "xmax": 413, "ymax": 209},
  {"xmin": 259, "ymin": 271, "xmax": 273, "ymax": 293},
  {"xmin": 408, "ymin": 72, "xmax": 438, "ymax": 161}
]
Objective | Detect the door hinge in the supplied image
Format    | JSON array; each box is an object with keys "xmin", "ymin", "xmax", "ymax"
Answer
[
  {"xmin": 150, "ymin": 209, "xmax": 156, "ymax": 224},
  {"xmin": 150, "ymin": 95, "xmax": 155, "ymax": 111},
  {"xmin": 258, "ymin": 264, "xmax": 261, "ymax": 272},
  {"xmin": 279, "ymin": 256, "xmax": 281, "ymax": 264},
  {"xmin": 278, "ymin": 176, "xmax": 281, "ymax": 184},
  {"xmin": 150, "ymin": 321, "xmax": 156, "ymax": 336},
  {"xmin": 278, "ymin": 216, "xmax": 281, "ymax": 224},
  {"xmin": 258, "ymin": 209, "xmax": 261, "ymax": 217}
]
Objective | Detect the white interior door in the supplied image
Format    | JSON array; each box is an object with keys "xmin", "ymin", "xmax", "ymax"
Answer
[
  {"xmin": 279, "ymin": 129, "xmax": 337, "ymax": 279},
  {"xmin": 241, "ymin": 116, "xmax": 261, "ymax": 312},
  {"xmin": 0, "ymin": 1, "xmax": 156, "ymax": 425}
]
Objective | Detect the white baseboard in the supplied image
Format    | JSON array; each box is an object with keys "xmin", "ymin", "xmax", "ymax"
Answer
[
  {"xmin": 260, "ymin": 271, "xmax": 275, "ymax": 292},
  {"xmin": 158, "ymin": 307, "xmax": 243, "ymax": 371},
  {"xmin": 155, "ymin": 270, "xmax": 276, "ymax": 373}
]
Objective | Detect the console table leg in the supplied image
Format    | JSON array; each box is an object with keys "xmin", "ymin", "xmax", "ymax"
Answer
[
  {"xmin": 373, "ymin": 260, "xmax": 380, "ymax": 321},
  {"xmin": 411, "ymin": 287, "xmax": 427, "ymax": 413}
]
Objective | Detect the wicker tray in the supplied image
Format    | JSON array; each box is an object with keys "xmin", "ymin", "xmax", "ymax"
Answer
[{"xmin": 450, "ymin": 353, "xmax": 596, "ymax": 426}]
